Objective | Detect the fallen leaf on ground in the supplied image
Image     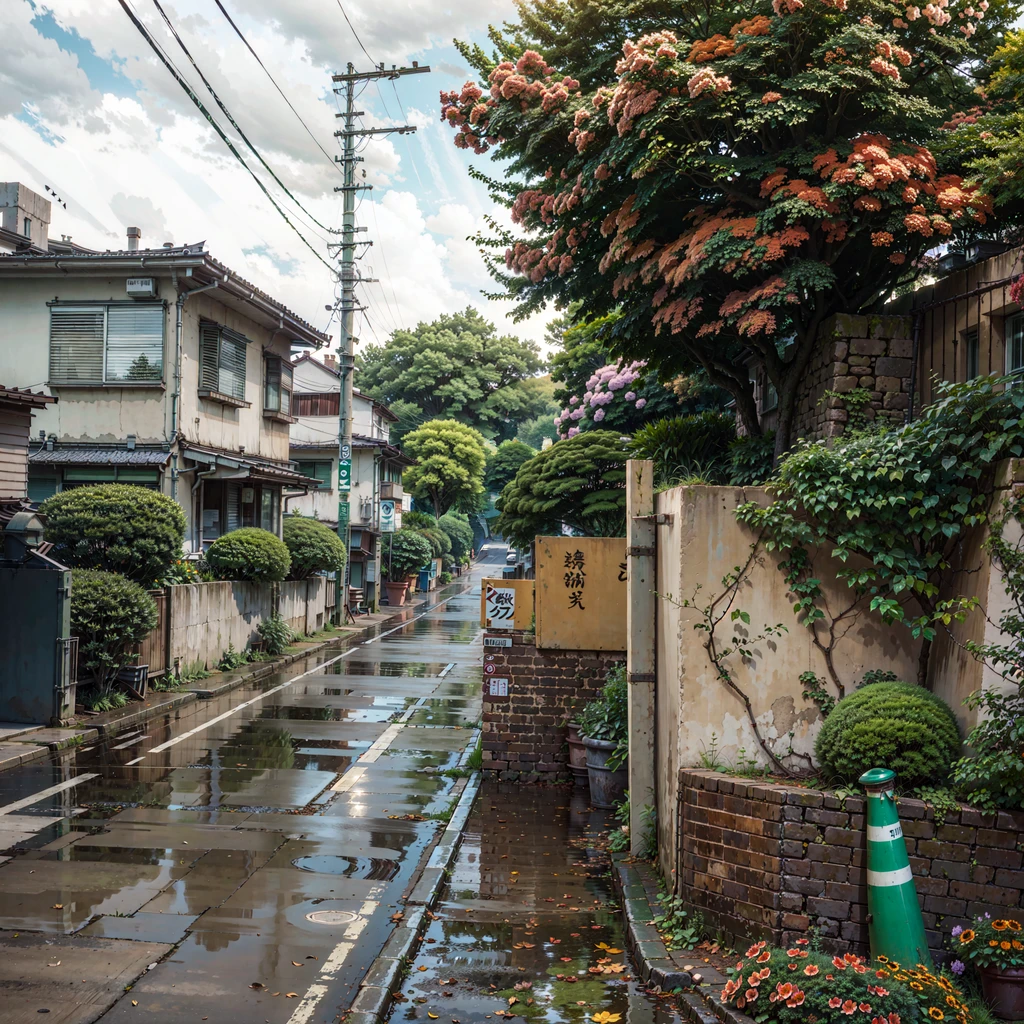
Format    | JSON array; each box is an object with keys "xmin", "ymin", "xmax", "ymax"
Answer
[
  {"xmin": 418, "ymin": 966, "xmax": 428, "ymax": 972},
  {"xmin": 428, "ymin": 1014, "xmax": 439, "ymax": 1019},
  {"xmin": 306, "ymin": 956, "xmax": 318, "ymax": 960},
  {"xmin": 51, "ymin": 904, "xmax": 63, "ymax": 910},
  {"xmin": 591, "ymin": 1014, "xmax": 622, "ymax": 1024},
  {"xmin": 291, "ymin": 962, "xmax": 303, "ymax": 967},
  {"xmin": 250, "ymin": 983, "xmax": 264, "ymax": 990},
  {"xmin": 131, "ymin": 1001, "xmax": 138, "ymax": 1007},
  {"xmin": 47, "ymin": 962, "xmax": 60, "ymax": 968},
  {"xmin": 286, "ymin": 993, "xmax": 298, "ymax": 998},
  {"xmin": 508, "ymin": 998, "xmax": 517, "ymax": 1006}
]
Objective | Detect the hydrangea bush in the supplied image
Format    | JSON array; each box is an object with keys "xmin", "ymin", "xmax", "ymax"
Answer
[{"xmin": 554, "ymin": 360, "xmax": 647, "ymax": 438}]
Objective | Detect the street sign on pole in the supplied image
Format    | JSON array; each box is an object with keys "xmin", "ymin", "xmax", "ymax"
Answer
[
  {"xmin": 338, "ymin": 501, "xmax": 350, "ymax": 528},
  {"xmin": 380, "ymin": 499, "xmax": 396, "ymax": 533},
  {"xmin": 338, "ymin": 459, "xmax": 351, "ymax": 490}
]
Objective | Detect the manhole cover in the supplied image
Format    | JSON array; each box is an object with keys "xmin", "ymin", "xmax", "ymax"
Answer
[{"xmin": 306, "ymin": 910, "xmax": 358, "ymax": 925}]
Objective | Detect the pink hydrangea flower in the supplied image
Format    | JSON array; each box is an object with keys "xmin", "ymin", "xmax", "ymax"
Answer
[
  {"xmin": 593, "ymin": 408, "xmax": 606, "ymax": 422},
  {"xmin": 567, "ymin": 426, "xmax": 580, "ymax": 437},
  {"xmin": 635, "ymin": 398, "xmax": 647, "ymax": 409},
  {"xmin": 624, "ymin": 391, "xmax": 636, "ymax": 401}
]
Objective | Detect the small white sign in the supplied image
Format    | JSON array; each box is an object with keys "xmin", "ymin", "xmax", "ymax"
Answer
[
  {"xmin": 485, "ymin": 585, "xmax": 515, "ymax": 630},
  {"xmin": 483, "ymin": 637, "xmax": 512, "ymax": 648},
  {"xmin": 380, "ymin": 499, "xmax": 396, "ymax": 533},
  {"xmin": 488, "ymin": 678, "xmax": 509, "ymax": 697},
  {"xmin": 126, "ymin": 277, "xmax": 155, "ymax": 297}
]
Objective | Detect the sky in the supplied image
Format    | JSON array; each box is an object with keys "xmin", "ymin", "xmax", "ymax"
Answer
[{"xmin": 2, "ymin": 0, "xmax": 552, "ymax": 354}]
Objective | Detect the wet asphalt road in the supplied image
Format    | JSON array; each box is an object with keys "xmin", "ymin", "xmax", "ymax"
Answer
[
  {"xmin": 0, "ymin": 547, "xmax": 504, "ymax": 1024},
  {"xmin": 388, "ymin": 784, "xmax": 680, "ymax": 1024}
]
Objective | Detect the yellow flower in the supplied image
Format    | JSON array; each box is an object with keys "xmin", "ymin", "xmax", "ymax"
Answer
[
  {"xmin": 877, "ymin": 956, "xmax": 890, "ymax": 964},
  {"xmin": 1002, "ymin": 941, "xmax": 1012, "ymax": 950},
  {"xmin": 959, "ymin": 931, "xmax": 975, "ymax": 944},
  {"xmin": 990, "ymin": 941, "xmax": 1000, "ymax": 948},
  {"xmin": 1013, "ymin": 941, "xmax": 1024, "ymax": 950},
  {"xmin": 929, "ymin": 1009, "xmax": 945, "ymax": 1021},
  {"xmin": 994, "ymin": 920, "xmax": 1009, "ymax": 931},
  {"xmin": 1010, "ymin": 920, "xmax": 1023, "ymax": 931},
  {"xmin": 911, "ymin": 983, "xmax": 924, "ymax": 991}
]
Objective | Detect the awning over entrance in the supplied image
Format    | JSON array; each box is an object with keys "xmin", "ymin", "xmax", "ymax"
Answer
[{"xmin": 181, "ymin": 442, "xmax": 320, "ymax": 488}]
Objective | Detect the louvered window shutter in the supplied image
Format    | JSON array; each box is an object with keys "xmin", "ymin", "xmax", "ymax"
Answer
[
  {"xmin": 199, "ymin": 321, "xmax": 220, "ymax": 391},
  {"xmin": 105, "ymin": 305, "xmax": 164, "ymax": 381},
  {"xmin": 226, "ymin": 483, "xmax": 242, "ymax": 532},
  {"xmin": 219, "ymin": 334, "xmax": 247, "ymax": 400},
  {"xmin": 50, "ymin": 308, "xmax": 104, "ymax": 384}
]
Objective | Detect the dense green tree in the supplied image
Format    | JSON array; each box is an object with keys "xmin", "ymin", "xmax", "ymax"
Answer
[
  {"xmin": 442, "ymin": 0, "xmax": 1015, "ymax": 457},
  {"xmin": 516, "ymin": 411, "xmax": 559, "ymax": 449},
  {"xmin": 495, "ymin": 430, "xmax": 631, "ymax": 547},
  {"xmin": 358, "ymin": 307, "xmax": 544, "ymax": 442},
  {"xmin": 40, "ymin": 484, "xmax": 185, "ymax": 585},
  {"xmin": 485, "ymin": 439, "xmax": 537, "ymax": 493},
  {"xmin": 384, "ymin": 528, "xmax": 434, "ymax": 579},
  {"xmin": 282, "ymin": 515, "xmax": 347, "ymax": 580},
  {"xmin": 402, "ymin": 419, "xmax": 488, "ymax": 519},
  {"xmin": 438, "ymin": 513, "xmax": 475, "ymax": 561}
]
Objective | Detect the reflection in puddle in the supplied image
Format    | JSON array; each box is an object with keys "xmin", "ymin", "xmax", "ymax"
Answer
[{"xmin": 292, "ymin": 854, "xmax": 399, "ymax": 880}]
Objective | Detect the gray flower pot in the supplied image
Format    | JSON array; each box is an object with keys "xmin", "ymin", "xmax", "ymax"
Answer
[{"xmin": 582, "ymin": 736, "xmax": 628, "ymax": 808}]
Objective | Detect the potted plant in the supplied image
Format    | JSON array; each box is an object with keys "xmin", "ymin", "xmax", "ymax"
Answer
[
  {"xmin": 577, "ymin": 665, "xmax": 628, "ymax": 808},
  {"xmin": 952, "ymin": 917, "xmax": 1024, "ymax": 1019},
  {"xmin": 383, "ymin": 529, "xmax": 433, "ymax": 607},
  {"xmin": 565, "ymin": 703, "xmax": 588, "ymax": 787}
]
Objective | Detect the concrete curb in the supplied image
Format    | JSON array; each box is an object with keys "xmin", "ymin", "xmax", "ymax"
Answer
[
  {"xmin": 343, "ymin": 770, "xmax": 482, "ymax": 1024},
  {"xmin": 611, "ymin": 854, "xmax": 693, "ymax": 991}
]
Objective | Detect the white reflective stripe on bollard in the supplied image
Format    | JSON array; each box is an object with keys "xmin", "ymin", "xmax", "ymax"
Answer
[{"xmin": 866, "ymin": 865, "xmax": 914, "ymax": 887}]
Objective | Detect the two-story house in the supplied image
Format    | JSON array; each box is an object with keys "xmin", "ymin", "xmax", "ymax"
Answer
[
  {"xmin": 0, "ymin": 182, "xmax": 327, "ymax": 552},
  {"xmin": 288, "ymin": 352, "xmax": 411, "ymax": 609}
]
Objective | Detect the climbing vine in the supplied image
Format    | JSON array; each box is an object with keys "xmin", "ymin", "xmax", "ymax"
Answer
[{"xmin": 737, "ymin": 376, "xmax": 1024, "ymax": 687}]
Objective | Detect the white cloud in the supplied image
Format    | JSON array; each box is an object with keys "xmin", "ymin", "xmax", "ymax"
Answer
[{"xmin": 2, "ymin": 0, "xmax": 556, "ymax": 356}]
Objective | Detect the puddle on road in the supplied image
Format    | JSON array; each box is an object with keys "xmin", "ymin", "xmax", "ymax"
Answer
[
  {"xmin": 388, "ymin": 784, "xmax": 678, "ymax": 1024},
  {"xmin": 292, "ymin": 853, "xmax": 399, "ymax": 880}
]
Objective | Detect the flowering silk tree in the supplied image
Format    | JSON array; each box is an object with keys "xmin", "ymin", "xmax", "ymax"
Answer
[{"xmin": 442, "ymin": 0, "xmax": 1012, "ymax": 456}]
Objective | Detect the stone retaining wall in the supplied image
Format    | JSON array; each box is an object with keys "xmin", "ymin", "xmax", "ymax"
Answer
[
  {"xmin": 679, "ymin": 768, "xmax": 1024, "ymax": 957},
  {"xmin": 481, "ymin": 631, "xmax": 623, "ymax": 782}
]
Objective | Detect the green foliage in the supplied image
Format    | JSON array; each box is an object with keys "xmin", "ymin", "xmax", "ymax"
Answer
[
  {"xmin": 402, "ymin": 418, "xmax": 488, "ymax": 518},
  {"xmin": 356, "ymin": 307, "xmax": 543, "ymax": 442},
  {"xmin": 258, "ymin": 613, "xmax": 296, "ymax": 656},
  {"xmin": 438, "ymin": 512, "xmax": 474, "ymax": 561},
  {"xmin": 385, "ymin": 528, "xmax": 434, "ymax": 579},
  {"xmin": 799, "ymin": 671, "xmax": 836, "ymax": 719},
  {"xmin": 728, "ymin": 432, "xmax": 776, "ymax": 486},
  {"xmin": 632, "ymin": 412, "xmax": 736, "ymax": 486},
  {"xmin": 952, "ymin": 494, "xmax": 1024, "ymax": 810},
  {"xmin": 485, "ymin": 439, "xmax": 536, "ymax": 493},
  {"xmin": 282, "ymin": 515, "xmax": 346, "ymax": 580},
  {"xmin": 578, "ymin": 665, "xmax": 628, "ymax": 769},
  {"xmin": 911, "ymin": 785, "xmax": 961, "ymax": 827},
  {"xmin": 159, "ymin": 558, "xmax": 203, "ymax": 585},
  {"xmin": 652, "ymin": 892, "xmax": 704, "ymax": 951},
  {"xmin": 466, "ymin": 735, "xmax": 483, "ymax": 769},
  {"xmin": 494, "ymin": 430, "xmax": 630, "ymax": 548},
  {"xmin": 85, "ymin": 690, "xmax": 130, "ymax": 713},
  {"xmin": 401, "ymin": 510, "xmax": 437, "ymax": 529},
  {"xmin": 737, "ymin": 377, "xmax": 1024, "ymax": 649},
  {"xmin": 206, "ymin": 527, "xmax": 291, "ymax": 582},
  {"xmin": 814, "ymin": 679, "xmax": 960, "ymax": 787},
  {"xmin": 448, "ymin": 0, "xmax": 1016, "ymax": 455},
  {"xmin": 439, "ymin": 570, "xmax": 453, "ymax": 584},
  {"xmin": 415, "ymin": 526, "xmax": 451, "ymax": 559},
  {"xmin": 40, "ymin": 484, "xmax": 186, "ymax": 584},
  {"xmin": 217, "ymin": 642, "xmax": 248, "ymax": 671},
  {"xmin": 70, "ymin": 569, "xmax": 159, "ymax": 693}
]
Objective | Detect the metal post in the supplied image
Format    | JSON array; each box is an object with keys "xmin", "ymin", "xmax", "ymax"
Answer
[
  {"xmin": 626, "ymin": 458, "xmax": 656, "ymax": 857},
  {"xmin": 860, "ymin": 767, "xmax": 933, "ymax": 967}
]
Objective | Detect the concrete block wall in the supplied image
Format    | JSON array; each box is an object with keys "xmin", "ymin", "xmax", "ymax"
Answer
[
  {"xmin": 679, "ymin": 768, "xmax": 1024, "ymax": 958},
  {"xmin": 481, "ymin": 631, "xmax": 624, "ymax": 782},
  {"xmin": 794, "ymin": 313, "xmax": 914, "ymax": 441}
]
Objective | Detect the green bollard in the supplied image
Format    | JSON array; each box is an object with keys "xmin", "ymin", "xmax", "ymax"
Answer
[{"xmin": 859, "ymin": 767, "xmax": 933, "ymax": 968}]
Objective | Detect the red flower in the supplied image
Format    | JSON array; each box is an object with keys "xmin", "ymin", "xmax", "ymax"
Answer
[
  {"xmin": 787, "ymin": 949, "xmax": 803, "ymax": 957},
  {"xmin": 745, "ymin": 989, "xmax": 760, "ymax": 1003},
  {"xmin": 757, "ymin": 951, "xmax": 771, "ymax": 964},
  {"xmin": 788, "ymin": 964, "xmax": 798, "ymax": 971},
  {"xmin": 861, "ymin": 1004, "xmax": 873, "ymax": 1013},
  {"xmin": 787, "ymin": 991, "xmax": 806, "ymax": 1008},
  {"xmin": 830, "ymin": 999, "xmax": 843, "ymax": 1009},
  {"xmin": 833, "ymin": 957, "xmax": 848, "ymax": 971},
  {"xmin": 843, "ymin": 1001, "xmax": 858, "ymax": 1015},
  {"xmin": 804, "ymin": 965, "xmax": 820, "ymax": 977},
  {"xmin": 778, "ymin": 983, "xmax": 794, "ymax": 1000},
  {"xmin": 888, "ymin": 1015, "xmax": 901, "ymax": 1024},
  {"xmin": 796, "ymin": 939, "xmax": 810, "ymax": 946},
  {"xmin": 746, "ymin": 942, "xmax": 766, "ymax": 958}
]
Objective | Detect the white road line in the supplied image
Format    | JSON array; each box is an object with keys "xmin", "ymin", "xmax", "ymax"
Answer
[
  {"xmin": 438, "ymin": 662, "xmax": 455, "ymax": 678},
  {"xmin": 0, "ymin": 774, "xmax": 100, "ymax": 816},
  {"xmin": 145, "ymin": 647, "xmax": 358, "ymax": 757},
  {"xmin": 285, "ymin": 899, "xmax": 375, "ymax": 1024},
  {"xmin": 361, "ymin": 591, "xmax": 464, "ymax": 646}
]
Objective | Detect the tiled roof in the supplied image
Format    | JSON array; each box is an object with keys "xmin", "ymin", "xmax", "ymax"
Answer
[
  {"xmin": 29, "ymin": 447, "xmax": 170, "ymax": 466},
  {"xmin": 0, "ymin": 244, "xmax": 329, "ymax": 347},
  {"xmin": 0, "ymin": 386, "xmax": 57, "ymax": 408}
]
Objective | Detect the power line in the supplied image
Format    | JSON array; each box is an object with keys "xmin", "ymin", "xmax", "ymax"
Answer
[
  {"xmin": 212, "ymin": 0, "xmax": 344, "ymax": 179},
  {"xmin": 150, "ymin": 0, "xmax": 335, "ymax": 235},
  {"xmin": 335, "ymin": 1, "xmax": 376, "ymax": 66},
  {"xmin": 117, "ymin": 0, "xmax": 333, "ymax": 271}
]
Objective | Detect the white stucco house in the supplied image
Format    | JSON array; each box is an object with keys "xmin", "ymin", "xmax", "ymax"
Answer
[
  {"xmin": 289, "ymin": 352, "xmax": 411, "ymax": 608},
  {"xmin": 0, "ymin": 181, "xmax": 326, "ymax": 552}
]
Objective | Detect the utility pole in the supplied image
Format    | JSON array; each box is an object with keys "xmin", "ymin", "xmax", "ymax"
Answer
[{"xmin": 330, "ymin": 60, "xmax": 428, "ymax": 620}]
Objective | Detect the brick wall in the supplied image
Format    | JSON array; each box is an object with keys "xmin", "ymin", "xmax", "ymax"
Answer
[
  {"xmin": 793, "ymin": 313, "xmax": 913, "ymax": 442},
  {"xmin": 679, "ymin": 768, "xmax": 1024, "ymax": 957},
  {"xmin": 481, "ymin": 630, "xmax": 624, "ymax": 782}
]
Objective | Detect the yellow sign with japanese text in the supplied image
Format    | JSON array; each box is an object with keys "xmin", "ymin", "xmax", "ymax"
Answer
[{"xmin": 534, "ymin": 536, "xmax": 627, "ymax": 651}]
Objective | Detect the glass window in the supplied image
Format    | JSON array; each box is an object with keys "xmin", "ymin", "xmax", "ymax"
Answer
[
  {"xmin": 264, "ymin": 357, "xmax": 293, "ymax": 414},
  {"xmin": 23, "ymin": 217, "xmax": 31, "ymax": 237},
  {"xmin": 1008, "ymin": 315, "xmax": 1024, "ymax": 376},
  {"xmin": 49, "ymin": 305, "xmax": 164, "ymax": 386},
  {"xmin": 296, "ymin": 461, "xmax": 332, "ymax": 488},
  {"xmin": 199, "ymin": 320, "xmax": 248, "ymax": 400},
  {"xmin": 260, "ymin": 487, "xmax": 281, "ymax": 534},
  {"xmin": 965, "ymin": 327, "xmax": 980, "ymax": 380}
]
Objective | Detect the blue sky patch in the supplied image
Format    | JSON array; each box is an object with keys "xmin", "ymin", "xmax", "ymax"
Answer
[{"xmin": 31, "ymin": 8, "xmax": 136, "ymax": 99}]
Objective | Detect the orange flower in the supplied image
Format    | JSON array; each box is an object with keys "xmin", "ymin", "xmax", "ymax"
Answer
[
  {"xmin": 830, "ymin": 998, "xmax": 843, "ymax": 1009},
  {"xmin": 959, "ymin": 930, "xmax": 975, "ymax": 944},
  {"xmin": 804, "ymin": 965, "xmax": 820, "ymax": 976},
  {"xmin": 929, "ymin": 1011, "xmax": 944, "ymax": 1021},
  {"xmin": 1009, "ymin": 920, "xmax": 1022, "ymax": 931},
  {"xmin": 762, "ymin": 91, "xmax": 783, "ymax": 104},
  {"xmin": 842, "ymin": 1001, "xmax": 858, "ymax": 1015},
  {"xmin": 993, "ymin": 920, "xmax": 1009, "ymax": 930},
  {"xmin": 1002, "ymin": 941, "xmax": 1012, "ymax": 950}
]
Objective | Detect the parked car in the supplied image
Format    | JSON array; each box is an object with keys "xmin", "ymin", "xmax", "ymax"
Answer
[{"xmin": 506, "ymin": 550, "xmax": 517, "ymax": 565}]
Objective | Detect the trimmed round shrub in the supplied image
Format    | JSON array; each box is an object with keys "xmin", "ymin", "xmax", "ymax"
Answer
[
  {"xmin": 40, "ymin": 484, "xmax": 186, "ymax": 584},
  {"xmin": 206, "ymin": 527, "xmax": 291, "ymax": 582},
  {"xmin": 282, "ymin": 516, "xmax": 346, "ymax": 580},
  {"xmin": 815, "ymin": 679, "xmax": 961, "ymax": 787},
  {"xmin": 71, "ymin": 569, "xmax": 159, "ymax": 691},
  {"xmin": 416, "ymin": 527, "xmax": 450, "ymax": 559},
  {"xmin": 385, "ymin": 528, "xmax": 433, "ymax": 579},
  {"xmin": 438, "ymin": 513, "xmax": 473, "ymax": 561}
]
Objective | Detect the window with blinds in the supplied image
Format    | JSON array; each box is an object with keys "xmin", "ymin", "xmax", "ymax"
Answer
[
  {"xmin": 295, "ymin": 461, "xmax": 333, "ymax": 488},
  {"xmin": 199, "ymin": 320, "xmax": 248, "ymax": 401},
  {"xmin": 264, "ymin": 356, "xmax": 293, "ymax": 414},
  {"xmin": 49, "ymin": 305, "xmax": 163, "ymax": 386}
]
